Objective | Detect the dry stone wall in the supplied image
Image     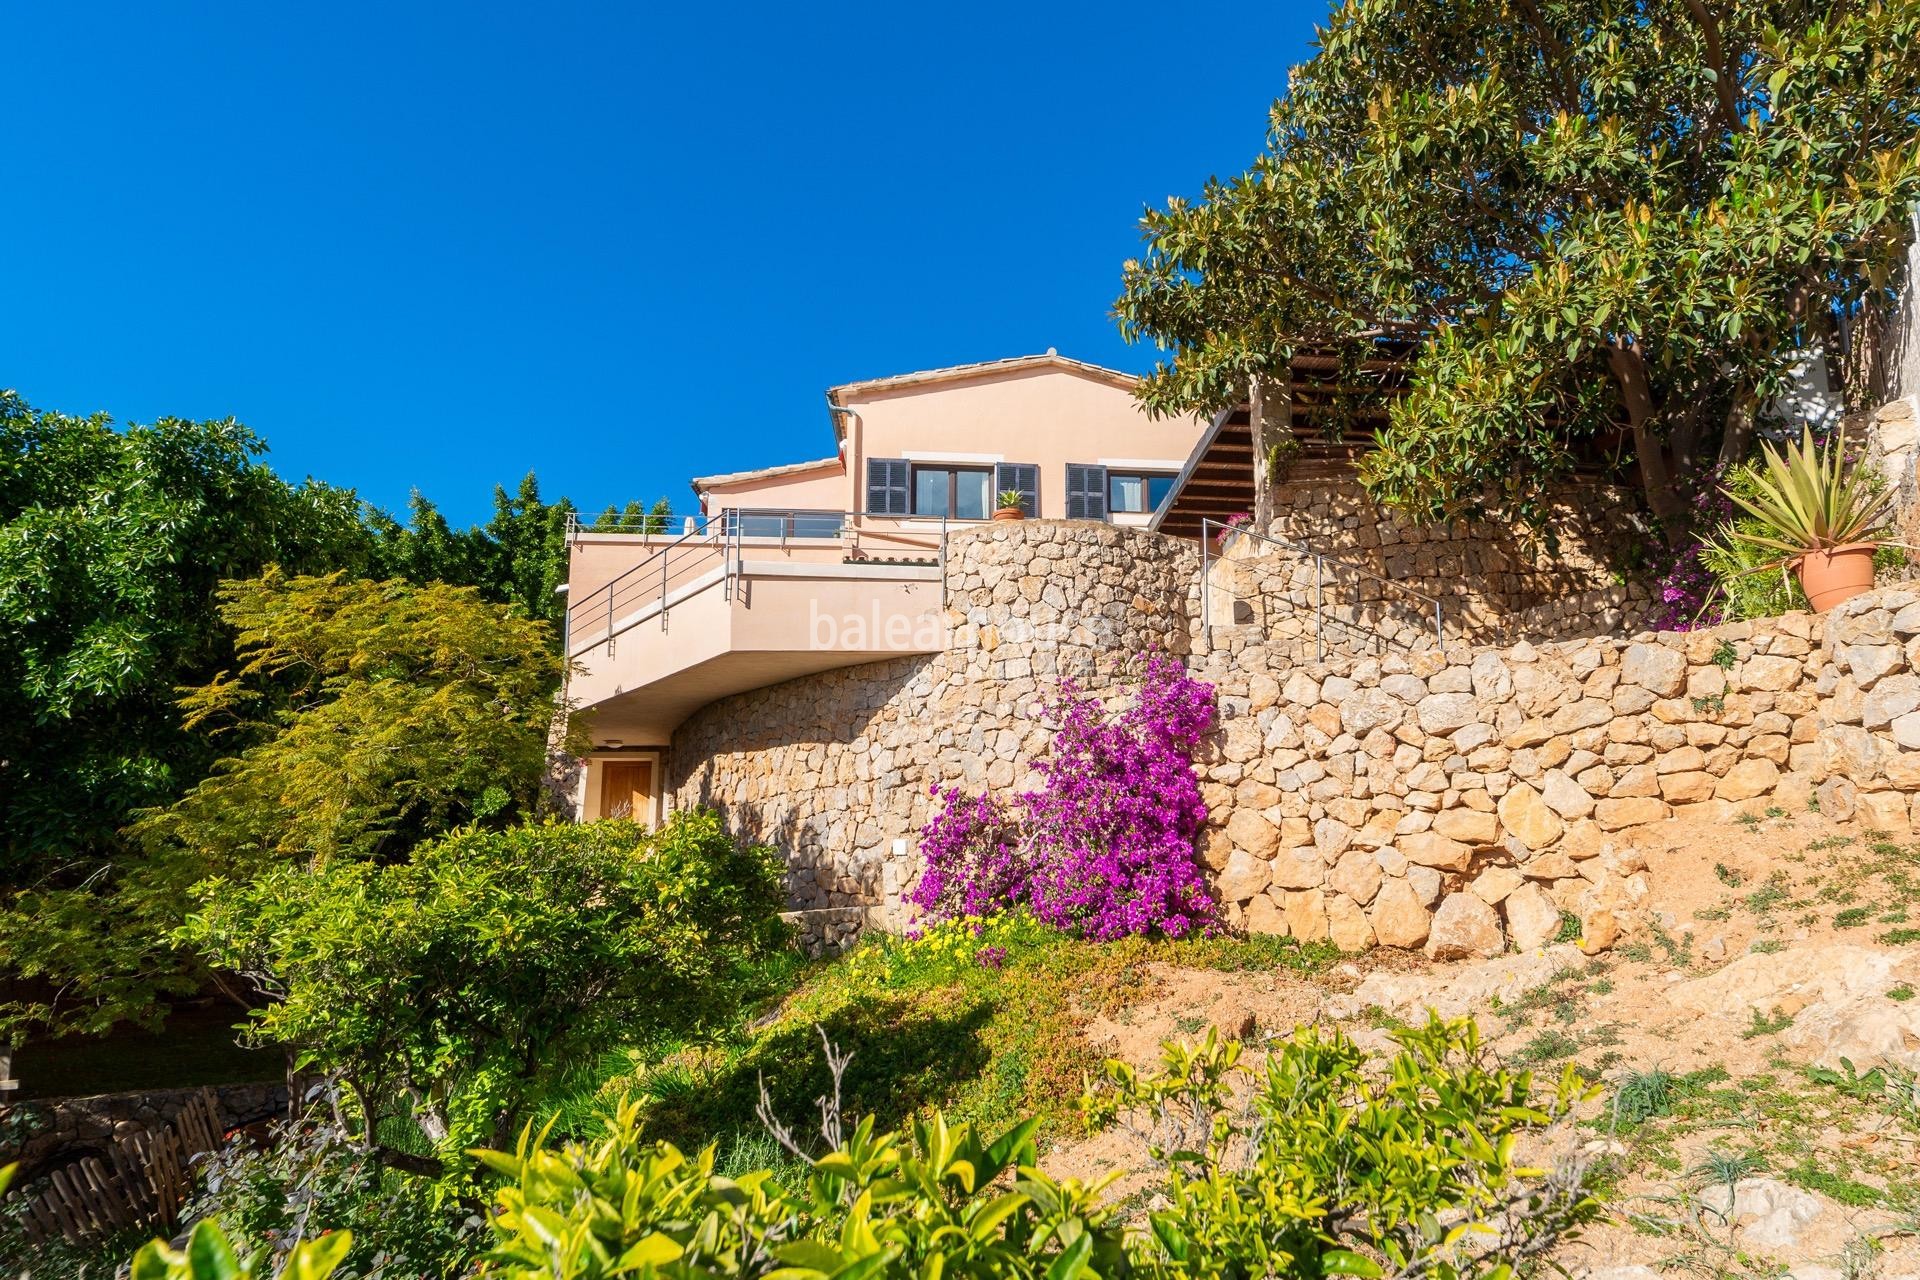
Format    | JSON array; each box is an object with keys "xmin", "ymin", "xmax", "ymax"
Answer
[
  {"xmin": 667, "ymin": 520, "xmax": 1920, "ymax": 956},
  {"xmin": 1216, "ymin": 476, "xmax": 1654, "ymax": 649},
  {"xmin": 669, "ymin": 521, "xmax": 1199, "ymax": 940},
  {"xmin": 1187, "ymin": 585, "xmax": 1920, "ymax": 957}
]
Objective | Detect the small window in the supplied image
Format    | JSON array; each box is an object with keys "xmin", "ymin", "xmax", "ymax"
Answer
[
  {"xmin": 1107, "ymin": 471, "xmax": 1177, "ymax": 515},
  {"xmin": 911, "ymin": 464, "xmax": 992, "ymax": 519},
  {"xmin": 995, "ymin": 463, "xmax": 1039, "ymax": 516},
  {"xmin": 1065, "ymin": 464, "xmax": 1108, "ymax": 520},
  {"xmin": 866, "ymin": 458, "xmax": 910, "ymax": 515}
]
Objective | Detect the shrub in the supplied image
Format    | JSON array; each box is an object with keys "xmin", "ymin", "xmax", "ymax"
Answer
[
  {"xmin": 139, "ymin": 1016, "xmax": 1602, "ymax": 1280},
  {"xmin": 1082, "ymin": 1017, "xmax": 1601, "ymax": 1280},
  {"xmin": 178, "ymin": 1108, "xmax": 478, "ymax": 1278},
  {"xmin": 130, "ymin": 1221, "xmax": 352, "ymax": 1280},
  {"xmin": 178, "ymin": 810, "xmax": 788, "ymax": 1166},
  {"xmin": 911, "ymin": 653, "xmax": 1216, "ymax": 939}
]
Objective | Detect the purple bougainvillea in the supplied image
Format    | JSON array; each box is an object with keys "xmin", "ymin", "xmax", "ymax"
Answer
[
  {"xmin": 908, "ymin": 652, "xmax": 1217, "ymax": 940},
  {"xmin": 1648, "ymin": 468, "xmax": 1736, "ymax": 631}
]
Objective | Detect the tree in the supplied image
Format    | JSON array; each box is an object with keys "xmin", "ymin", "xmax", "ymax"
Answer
[
  {"xmin": 0, "ymin": 571, "xmax": 563, "ymax": 1045},
  {"xmin": 0, "ymin": 393, "xmax": 378, "ymax": 882},
  {"xmin": 591, "ymin": 496, "xmax": 673, "ymax": 534},
  {"xmin": 1116, "ymin": 0, "xmax": 1920, "ymax": 542},
  {"xmin": 482, "ymin": 472, "xmax": 578, "ymax": 626},
  {"xmin": 374, "ymin": 474, "xmax": 588, "ymax": 631},
  {"xmin": 177, "ymin": 812, "xmax": 788, "ymax": 1168},
  {"xmin": 643, "ymin": 496, "xmax": 673, "ymax": 534},
  {"xmin": 136, "ymin": 570, "xmax": 564, "ymax": 867}
]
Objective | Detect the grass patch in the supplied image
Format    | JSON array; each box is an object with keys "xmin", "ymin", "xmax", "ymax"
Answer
[
  {"xmin": 1880, "ymin": 927, "xmax": 1920, "ymax": 946},
  {"xmin": 1786, "ymin": 1160, "xmax": 1883, "ymax": 1208},
  {"xmin": 1612, "ymin": 1068, "xmax": 1678, "ymax": 1126},
  {"xmin": 1892, "ymin": 985, "xmax": 1916, "ymax": 1002},
  {"xmin": 1834, "ymin": 907, "xmax": 1872, "ymax": 929},
  {"xmin": 555, "ymin": 911, "xmax": 1339, "ymax": 1154},
  {"xmin": 1514, "ymin": 1029, "xmax": 1580, "ymax": 1065},
  {"xmin": 1741, "ymin": 1008, "xmax": 1795, "ymax": 1039}
]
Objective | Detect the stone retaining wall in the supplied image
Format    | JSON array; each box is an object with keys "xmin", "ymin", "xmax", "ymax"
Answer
[
  {"xmin": 669, "ymin": 522, "xmax": 1199, "ymax": 923},
  {"xmin": 1254, "ymin": 476, "xmax": 1654, "ymax": 643},
  {"xmin": 666, "ymin": 521, "xmax": 1920, "ymax": 956},
  {"xmin": 1191, "ymin": 585, "xmax": 1920, "ymax": 955}
]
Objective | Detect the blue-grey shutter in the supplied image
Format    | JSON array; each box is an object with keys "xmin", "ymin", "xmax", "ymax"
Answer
[
  {"xmin": 866, "ymin": 458, "xmax": 909, "ymax": 515},
  {"xmin": 1065, "ymin": 464, "xmax": 1107, "ymax": 520},
  {"xmin": 995, "ymin": 462, "xmax": 1039, "ymax": 516}
]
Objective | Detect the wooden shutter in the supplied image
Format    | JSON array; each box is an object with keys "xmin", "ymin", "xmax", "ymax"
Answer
[
  {"xmin": 1065, "ymin": 464, "xmax": 1107, "ymax": 520},
  {"xmin": 866, "ymin": 458, "xmax": 909, "ymax": 515},
  {"xmin": 995, "ymin": 463, "xmax": 1039, "ymax": 516}
]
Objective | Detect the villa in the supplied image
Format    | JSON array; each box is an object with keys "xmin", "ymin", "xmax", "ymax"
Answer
[{"xmin": 553, "ymin": 317, "xmax": 1920, "ymax": 957}]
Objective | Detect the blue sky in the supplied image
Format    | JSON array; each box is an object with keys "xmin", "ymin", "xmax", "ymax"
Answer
[{"xmin": 2, "ymin": 4, "xmax": 1321, "ymax": 523}]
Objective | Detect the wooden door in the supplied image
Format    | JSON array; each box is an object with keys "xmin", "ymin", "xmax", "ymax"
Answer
[{"xmin": 598, "ymin": 761, "xmax": 653, "ymax": 822}]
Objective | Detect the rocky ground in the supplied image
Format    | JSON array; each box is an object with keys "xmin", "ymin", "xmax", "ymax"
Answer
[{"xmin": 1048, "ymin": 805, "xmax": 1920, "ymax": 1280}]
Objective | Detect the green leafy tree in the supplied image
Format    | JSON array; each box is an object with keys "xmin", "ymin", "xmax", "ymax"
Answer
[
  {"xmin": 482, "ymin": 472, "xmax": 578, "ymax": 625},
  {"xmin": 0, "ymin": 571, "xmax": 563, "ymax": 1045},
  {"xmin": 178, "ymin": 812, "xmax": 788, "ymax": 1170},
  {"xmin": 0, "ymin": 392, "xmax": 377, "ymax": 880},
  {"xmin": 643, "ymin": 496, "xmax": 673, "ymax": 534},
  {"xmin": 374, "ymin": 474, "xmax": 594, "ymax": 631},
  {"xmin": 1117, "ymin": 0, "xmax": 1920, "ymax": 541},
  {"xmin": 591, "ymin": 496, "xmax": 673, "ymax": 534},
  {"xmin": 135, "ymin": 570, "xmax": 562, "ymax": 868}
]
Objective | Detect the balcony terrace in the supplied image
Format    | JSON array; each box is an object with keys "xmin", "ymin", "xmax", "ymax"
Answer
[{"xmin": 563, "ymin": 510, "xmax": 953, "ymax": 745}]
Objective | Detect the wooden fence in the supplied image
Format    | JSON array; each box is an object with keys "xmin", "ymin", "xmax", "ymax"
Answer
[{"xmin": 11, "ymin": 1088, "xmax": 224, "ymax": 1245}]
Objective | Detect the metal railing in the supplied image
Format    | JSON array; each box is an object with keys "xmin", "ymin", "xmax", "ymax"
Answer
[
  {"xmin": 1199, "ymin": 517, "xmax": 1444, "ymax": 659},
  {"xmin": 566, "ymin": 508, "xmax": 953, "ymax": 656},
  {"xmin": 567, "ymin": 510, "xmax": 679, "ymax": 536}
]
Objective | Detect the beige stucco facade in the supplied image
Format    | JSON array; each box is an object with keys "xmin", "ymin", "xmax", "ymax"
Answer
[{"xmin": 690, "ymin": 353, "xmax": 1206, "ymax": 531}]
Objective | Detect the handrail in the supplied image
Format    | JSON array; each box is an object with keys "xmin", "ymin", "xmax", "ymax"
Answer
[
  {"xmin": 1199, "ymin": 517, "xmax": 1444, "ymax": 659},
  {"xmin": 567, "ymin": 514, "xmax": 727, "ymax": 646},
  {"xmin": 568, "ymin": 507, "xmax": 954, "ymax": 655}
]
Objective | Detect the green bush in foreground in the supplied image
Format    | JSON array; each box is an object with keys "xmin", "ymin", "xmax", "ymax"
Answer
[
  {"xmin": 133, "ymin": 1016, "xmax": 1601, "ymax": 1279},
  {"xmin": 178, "ymin": 810, "xmax": 788, "ymax": 1168}
]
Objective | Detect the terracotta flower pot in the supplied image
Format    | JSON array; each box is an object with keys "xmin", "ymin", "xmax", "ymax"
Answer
[
  {"xmin": 1796, "ymin": 543, "xmax": 1878, "ymax": 612},
  {"xmin": 992, "ymin": 507, "xmax": 1026, "ymax": 522}
]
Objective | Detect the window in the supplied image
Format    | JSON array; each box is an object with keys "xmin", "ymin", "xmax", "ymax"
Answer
[
  {"xmin": 994, "ymin": 463, "xmax": 1039, "ymax": 516},
  {"xmin": 866, "ymin": 458, "xmax": 910, "ymax": 515},
  {"xmin": 1065, "ymin": 464, "xmax": 1108, "ymax": 520},
  {"xmin": 911, "ymin": 464, "xmax": 992, "ymax": 519},
  {"xmin": 1107, "ymin": 471, "xmax": 1177, "ymax": 515}
]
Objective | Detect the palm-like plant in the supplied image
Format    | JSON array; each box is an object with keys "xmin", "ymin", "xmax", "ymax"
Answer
[{"xmin": 1721, "ymin": 427, "xmax": 1891, "ymax": 569}]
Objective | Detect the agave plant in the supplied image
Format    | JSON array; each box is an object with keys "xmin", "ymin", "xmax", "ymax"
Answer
[{"xmin": 1720, "ymin": 426, "xmax": 1891, "ymax": 570}]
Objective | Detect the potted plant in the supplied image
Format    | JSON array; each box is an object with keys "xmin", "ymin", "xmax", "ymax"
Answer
[
  {"xmin": 1720, "ymin": 426, "xmax": 1893, "ymax": 613},
  {"xmin": 993, "ymin": 490, "xmax": 1027, "ymax": 522},
  {"xmin": 1215, "ymin": 512, "xmax": 1253, "ymax": 554}
]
